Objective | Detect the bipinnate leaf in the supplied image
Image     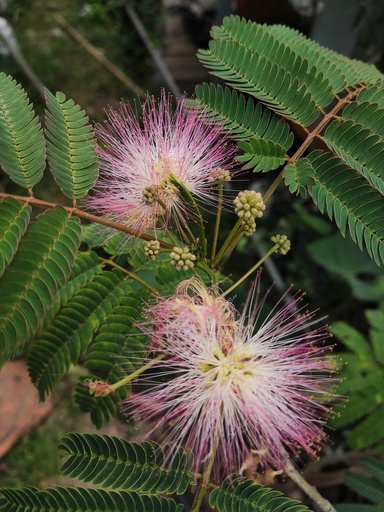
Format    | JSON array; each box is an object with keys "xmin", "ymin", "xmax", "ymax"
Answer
[
  {"xmin": 45, "ymin": 89, "xmax": 98, "ymax": 199},
  {"xmin": 307, "ymin": 151, "xmax": 384, "ymax": 266},
  {"xmin": 194, "ymin": 83, "xmax": 293, "ymax": 148},
  {"xmin": 75, "ymin": 289, "xmax": 148, "ymax": 428},
  {"xmin": 330, "ymin": 312, "xmax": 384, "ymax": 451},
  {"xmin": 28, "ymin": 269, "xmax": 132, "ymax": 400},
  {"xmin": 0, "ymin": 486, "xmax": 183, "ymax": 512},
  {"xmin": 59, "ymin": 433, "xmax": 194, "ymax": 494},
  {"xmin": 0, "ymin": 207, "xmax": 81, "ymax": 368},
  {"xmin": 284, "ymin": 159, "xmax": 315, "ymax": 196},
  {"xmin": 237, "ymin": 138, "xmax": 287, "ymax": 172},
  {"xmin": 38, "ymin": 250, "xmax": 103, "ymax": 334},
  {"xmin": 0, "ymin": 72, "xmax": 46, "ymax": 189},
  {"xmin": 0, "ymin": 197, "xmax": 31, "ymax": 277},
  {"xmin": 209, "ymin": 476, "xmax": 310, "ymax": 512}
]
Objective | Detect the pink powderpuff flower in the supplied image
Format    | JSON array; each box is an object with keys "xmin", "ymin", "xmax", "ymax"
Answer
[
  {"xmin": 124, "ymin": 277, "xmax": 336, "ymax": 478},
  {"xmin": 86, "ymin": 92, "xmax": 235, "ymax": 238}
]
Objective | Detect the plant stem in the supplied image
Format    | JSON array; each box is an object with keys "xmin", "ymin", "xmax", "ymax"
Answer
[
  {"xmin": 212, "ymin": 218, "xmax": 243, "ymax": 268},
  {"xmin": 111, "ymin": 354, "xmax": 165, "ymax": 391},
  {"xmin": 210, "ymin": 181, "xmax": 224, "ymax": 264},
  {"xmin": 285, "ymin": 460, "xmax": 336, "ymax": 512},
  {"xmin": 98, "ymin": 257, "xmax": 160, "ymax": 296},
  {"xmin": 0, "ymin": 191, "xmax": 173, "ymax": 249},
  {"xmin": 170, "ymin": 176, "xmax": 207, "ymax": 258},
  {"xmin": 191, "ymin": 425, "xmax": 221, "ymax": 512},
  {"xmin": 263, "ymin": 85, "xmax": 366, "ymax": 204},
  {"xmin": 222, "ymin": 243, "xmax": 279, "ymax": 297}
]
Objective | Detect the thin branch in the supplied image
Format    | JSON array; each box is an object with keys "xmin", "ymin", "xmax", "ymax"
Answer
[
  {"xmin": 52, "ymin": 12, "xmax": 145, "ymax": 97},
  {"xmin": 285, "ymin": 460, "xmax": 336, "ymax": 512},
  {"xmin": 263, "ymin": 85, "xmax": 367, "ymax": 204},
  {"xmin": 0, "ymin": 191, "xmax": 173, "ymax": 250}
]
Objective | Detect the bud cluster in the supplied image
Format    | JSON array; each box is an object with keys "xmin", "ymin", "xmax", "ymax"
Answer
[
  {"xmin": 170, "ymin": 246, "xmax": 197, "ymax": 271},
  {"xmin": 271, "ymin": 234, "xmax": 291, "ymax": 255},
  {"xmin": 234, "ymin": 190, "xmax": 265, "ymax": 236},
  {"xmin": 144, "ymin": 240, "xmax": 161, "ymax": 260},
  {"xmin": 208, "ymin": 168, "xmax": 231, "ymax": 183}
]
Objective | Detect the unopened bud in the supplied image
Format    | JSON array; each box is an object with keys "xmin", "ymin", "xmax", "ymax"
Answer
[
  {"xmin": 271, "ymin": 234, "xmax": 291, "ymax": 255},
  {"xmin": 170, "ymin": 246, "xmax": 197, "ymax": 271}
]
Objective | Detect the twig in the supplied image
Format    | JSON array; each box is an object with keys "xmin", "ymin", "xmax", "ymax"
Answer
[
  {"xmin": 285, "ymin": 460, "xmax": 336, "ymax": 512},
  {"xmin": 124, "ymin": 2, "xmax": 181, "ymax": 97},
  {"xmin": 52, "ymin": 12, "xmax": 145, "ymax": 97},
  {"xmin": 0, "ymin": 17, "xmax": 45, "ymax": 99}
]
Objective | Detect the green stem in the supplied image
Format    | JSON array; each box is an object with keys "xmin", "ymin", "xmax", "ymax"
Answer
[
  {"xmin": 222, "ymin": 244, "xmax": 279, "ymax": 298},
  {"xmin": 111, "ymin": 354, "xmax": 165, "ymax": 391},
  {"xmin": 0, "ymin": 192, "xmax": 173, "ymax": 249},
  {"xmin": 263, "ymin": 86, "xmax": 366, "ymax": 205},
  {"xmin": 170, "ymin": 176, "xmax": 207, "ymax": 258},
  {"xmin": 212, "ymin": 218, "xmax": 243, "ymax": 268},
  {"xmin": 191, "ymin": 422, "xmax": 222, "ymax": 512},
  {"xmin": 210, "ymin": 181, "xmax": 224, "ymax": 264},
  {"xmin": 99, "ymin": 257, "xmax": 160, "ymax": 296}
]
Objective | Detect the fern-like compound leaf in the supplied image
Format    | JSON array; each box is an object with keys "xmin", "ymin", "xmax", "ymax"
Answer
[
  {"xmin": 324, "ymin": 118, "xmax": 384, "ymax": 195},
  {"xmin": 268, "ymin": 24, "xmax": 383, "ymax": 92},
  {"xmin": 0, "ymin": 207, "xmax": 81, "ymax": 368},
  {"xmin": 209, "ymin": 476, "xmax": 310, "ymax": 512},
  {"xmin": 307, "ymin": 151, "xmax": 384, "ymax": 265},
  {"xmin": 45, "ymin": 89, "xmax": 98, "ymax": 199},
  {"xmin": 195, "ymin": 83, "xmax": 294, "ymax": 148},
  {"xmin": 39, "ymin": 251, "xmax": 103, "ymax": 334},
  {"xmin": 237, "ymin": 138, "xmax": 287, "ymax": 172},
  {"xmin": 213, "ymin": 16, "xmax": 335, "ymax": 109},
  {"xmin": 330, "ymin": 312, "xmax": 384, "ymax": 451},
  {"xmin": 0, "ymin": 486, "xmax": 183, "ymax": 512},
  {"xmin": 198, "ymin": 36, "xmax": 318, "ymax": 126},
  {"xmin": 284, "ymin": 159, "xmax": 316, "ymax": 196},
  {"xmin": 59, "ymin": 433, "xmax": 194, "ymax": 495},
  {"xmin": 75, "ymin": 289, "xmax": 149, "ymax": 428},
  {"xmin": 0, "ymin": 73, "xmax": 46, "ymax": 189},
  {"xmin": 0, "ymin": 197, "xmax": 31, "ymax": 277},
  {"xmin": 345, "ymin": 470, "xmax": 384, "ymax": 504},
  {"xmin": 28, "ymin": 270, "xmax": 131, "ymax": 400}
]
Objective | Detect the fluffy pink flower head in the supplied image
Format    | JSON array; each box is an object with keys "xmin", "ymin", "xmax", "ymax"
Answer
[
  {"xmin": 124, "ymin": 277, "xmax": 335, "ymax": 477},
  {"xmin": 87, "ymin": 92, "xmax": 235, "ymax": 237}
]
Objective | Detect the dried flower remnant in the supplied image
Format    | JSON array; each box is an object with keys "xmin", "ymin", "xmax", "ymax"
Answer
[
  {"xmin": 124, "ymin": 277, "xmax": 335, "ymax": 477},
  {"xmin": 86, "ymin": 92, "xmax": 235, "ymax": 239}
]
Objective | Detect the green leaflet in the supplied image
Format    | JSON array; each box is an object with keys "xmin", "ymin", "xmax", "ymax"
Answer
[
  {"xmin": 75, "ymin": 289, "xmax": 149, "ymax": 428},
  {"xmin": 324, "ymin": 118, "xmax": 384, "ymax": 195},
  {"xmin": 198, "ymin": 36, "xmax": 318, "ymax": 127},
  {"xmin": 0, "ymin": 197, "xmax": 31, "ymax": 277},
  {"xmin": 59, "ymin": 433, "xmax": 194, "ymax": 494},
  {"xmin": 336, "ymin": 459, "xmax": 384, "ymax": 512},
  {"xmin": 45, "ymin": 90, "xmax": 99, "ymax": 199},
  {"xmin": 195, "ymin": 83, "xmax": 294, "ymax": 147},
  {"xmin": 330, "ymin": 309, "xmax": 384, "ymax": 451},
  {"xmin": 268, "ymin": 24, "xmax": 382, "ymax": 91},
  {"xmin": 307, "ymin": 151, "xmax": 384, "ymax": 266},
  {"xmin": 0, "ymin": 73, "xmax": 46, "ymax": 189},
  {"xmin": 237, "ymin": 138, "xmax": 287, "ymax": 172},
  {"xmin": 38, "ymin": 251, "xmax": 103, "ymax": 334},
  {"xmin": 0, "ymin": 207, "xmax": 81, "ymax": 368},
  {"xmin": 212, "ymin": 16, "xmax": 334, "ymax": 108},
  {"xmin": 0, "ymin": 486, "xmax": 183, "ymax": 512},
  {"xmin": 209, "ymin": 476, "xmax": 311, "ymax": 512},
  {"xmin": 27, "ymin": 269, "xmax": 132, "ymax": 400},
  {"xmin": 284, "ymin": 159, "xmax": 315, "ymax": 196}
]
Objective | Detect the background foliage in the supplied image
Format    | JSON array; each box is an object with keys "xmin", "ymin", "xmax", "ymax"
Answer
[{"xmin": 0, "ymin": 9, "xmax": 383, "ymax": 512}]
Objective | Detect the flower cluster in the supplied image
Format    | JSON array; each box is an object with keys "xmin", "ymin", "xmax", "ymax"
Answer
[
  {"xmin": 86, "ymin": 92, "xmax": 235, "ymax": 239},
  {"xmin": 234, "ymin": 190, "xmax": 266, "ymax": 236},
  {"xmin": 124, "ymin": 277, "xmax": 334, "ymax": 477}
]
